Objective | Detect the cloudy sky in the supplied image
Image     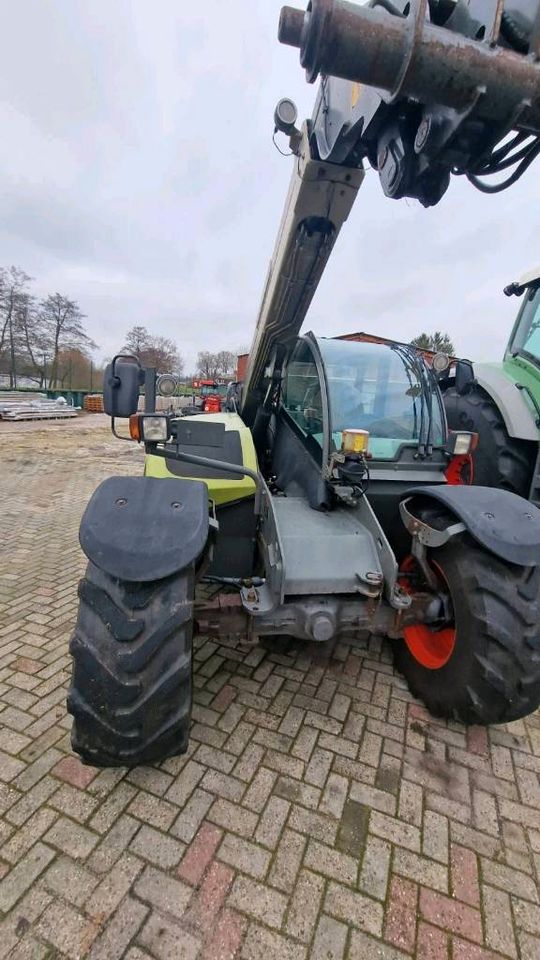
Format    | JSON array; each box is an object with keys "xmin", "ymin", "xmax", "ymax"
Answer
[{"xmin": 1, "ymin": 0, "xmax": 539, "ymax": 372}]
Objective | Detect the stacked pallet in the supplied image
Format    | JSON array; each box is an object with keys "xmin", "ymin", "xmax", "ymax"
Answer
[
  {"xmin": 0, "ymin": 393, "xmax": 78, "ymax": 421},
  {"xmin": 83, "ymin": 394, "xmax": 104, "ymax": 412}
]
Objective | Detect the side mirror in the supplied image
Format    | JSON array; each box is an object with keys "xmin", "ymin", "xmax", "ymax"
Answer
[
  {"xmin": 103, "ymin": 355, "xmax": 143, "ymax": 417},
  {"xmin": 455, "ymin": 359, "xmax": 475, "ymax": 396}
]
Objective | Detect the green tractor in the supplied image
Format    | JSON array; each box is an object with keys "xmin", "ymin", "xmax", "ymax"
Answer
[{"xmin": 444, "ymin": 268, "xmax": 540, "ymax": 505}]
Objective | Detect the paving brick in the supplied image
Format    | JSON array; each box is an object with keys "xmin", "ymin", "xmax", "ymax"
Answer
[
  {"xmin": 177, "ymin": 822, "xmax": 223, "ymax": 886},
  {"xmin": 201, "ymin": 769, "xmax": 246, "ymax": 804},
  {"xmin": 370, "ymin": 809, "xmax": 421, "ymax": 852},
  {"xmin": 134, "ymin": 864, "xmax": 193, "ymax": 919},
  {"xmin": 325, "ymin": 880, "xmax": 384, "ymax": 937},
  {"xmin": 285, "ymin": 867, "xmax": 325, "ymax": 942},
  {"xmin": 305, "ymin": 838, "xmax": 357, "ymax": 886},
  {"xmin": 87, "ymin": 813, "xmax": 140, "ymax": 874},
  {"xmin": 0, "ymin": 842, "xmax": 55, "ymax": 912},
  {"xmin": 450, "ymin": 844, "xmax": 479, "ymax": 906},
  {"xmin": 288, "ymin": 804, "xmax": 338, "ymax": 845},
  {"xmin": 481, "ymin": 858, "xmax": 539, "ymax": 902},
  {"xmin": 359, "ymin": 834, "xmax": 391, "ymax": 901},
  {"xmin": 242, "ymin": 767, "xmax": 276, "ymax": 813},
  {"xmin": 218, "ymin": 834, "xmax": 271, "ymax": 880},
  {"xmin": 254, "ymin": 796, "xmax": 289, "ymax": 849},
  {"xmin": 310, "ymin": 914, "xmax": 348, "ymax": 960},
  {"xmin": 228, "ymin": 874, "xmax": 287, "ymax": 929},
  {"xmin": 138, "ymin": 910, "xmax": 201, "ymax": 960},
  {"xmin": 49, "ymin": 782, "xmax": 99, "ymax": 823},
  {"xmin": 128, "ymin": 790, "xmax": 178, "ymax": 831},
  {"xmin": 419, "ymin": 887, "xmax": 482, "ymax": 943},
  {"xmin": 43, "ymin": 854, "xmax": 98, "ymax": 906},
  {"xmin": 517, "ymin": 930, "xmax": 540, "ymax": 959},
  {"xmin": 394, "ymin": 848, "xmax": 448, "ymax": 893},
  {"xmin": 127, "ymin": 766, "xmax": 174, "ymax": 797},
  {"xmin": 482, "ymin": 884, "xmax": 517, "ymax": 958},
  {"xmin": 268, "ymin": 828, "xmax": 306, "ymax": 894},
  {"xmin": 423, "ymin": 810, "xmax": 449, "ymax": 864},
  {"xmin": 511, "ymin": 895, "xmax": 540, "ymax": 935},
  {"xmin": 85, "ymin": 851, "xmax": 143, "ymax": 923},
  {"xmin": 165, "ymin": 761, "xmax": 205, "ymax": 807},
  {"xmin": 35, "ymin": 898, "xmax": 99, "ymax": 959},
  {"xmin": 348, "ymin": 930, "xmax": 410, "ymax": 959},
  {"xmin": 43, "ymin": 815, "xmax": 98, "ymax": 859},
  {"xmin": 87, "ymin": 895, "xmax": 149, "ymax": 960},
  {"xmin": 318, "ymin": 772, "xmax": 348, "ymax": 819},
  {"xmin": 209, "ymin": 799, "xmax": 258, "ymax": 839},
  {"xmin": 452, "ymin": 940, "xmax": 509, "ymax": 959},
  {"xmin": 1, "ymin": 807, "xmax": 57, "ymax": 864},
  {"xmin": 304, "ymin": 748, "xmax": 333, "ymax": 788},
  {"xmin": 52, "ymin": 755, "xmax": 98, "ymax": 789},
  {"xmin": 202, "ymin": 908, "xmax": 247, "ymax": 960},
  {"xmin": 384, "ymin": 875, "xmax": 418, "ymax": 953},
  {"xmin": 240, "ymin": 922, "xmax": 307, "ymax": 960},
  {"xmin": 130, "ymin": 824, "xmax": 184, "ymax": 869},
  {"xmin": 416, "ymin": 921, "xmax": 449, "ymax": 960},
  {"xmin": 186, "ymin": 860, "xmax": 234, "ymax": 932},
  {"xmin": 88, "ymin": 782, "xmax": 137, "ymax": 834},
  {"xmin": 274, "ymin": 775, "xmax": 320, "ymax": 810},
  {"xmin": 170, "ymin": 788, "xmax": 214, "ymax": 844}
]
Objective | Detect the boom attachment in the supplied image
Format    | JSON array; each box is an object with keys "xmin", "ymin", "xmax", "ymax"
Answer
[{"xmin": 280, "ymin": 0, "xmax": 540, "ymax": 205}]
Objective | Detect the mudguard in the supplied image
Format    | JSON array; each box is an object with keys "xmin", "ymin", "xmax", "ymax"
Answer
[
  {"xmin": 405, "ymin": 485, "xmax": 540, "ymax": 567},
  {"xmin": 79, "ymin": 476, "xmax": 209, "ymax": 582}
]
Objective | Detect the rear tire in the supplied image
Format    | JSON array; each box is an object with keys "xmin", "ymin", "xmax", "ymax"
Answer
[
  {"xmin": 68, "ymin": 562, "xmax": 194, "ymax": 767},
  {"xmin": 395, "ymin": 537, "xmax": 540, "ymax": 724},
  {"xmin": 444, "ymin": 384, "xmax": 535, "ymax": 497}
]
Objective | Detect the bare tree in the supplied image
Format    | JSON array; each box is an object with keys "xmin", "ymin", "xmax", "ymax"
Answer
[
  {"xmin": 123, "ymin": 325, "xmax": 183, "ymax": 374},
  {"xmin": 39, "ymin": 293, "xmax": 96, "ymax": 388},
  {"xmin": 196, "ymin": 351, "xmax": 220, "ymax": 379},
  {"xmin": 0, "ymin": 266, "xmax": 32, "ymax": 387},
  {"xmin": 124, "ymin": 325, "xmax": 151, "ymax": 356},
  {"xmin": 196, "ymin": 350, "xmax": 237, "ymax": 379}
]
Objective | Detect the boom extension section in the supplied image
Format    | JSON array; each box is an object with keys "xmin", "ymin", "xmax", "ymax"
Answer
[{"xmin": 241, "ymin": 127, "xmax": 363, "ymax": 423}]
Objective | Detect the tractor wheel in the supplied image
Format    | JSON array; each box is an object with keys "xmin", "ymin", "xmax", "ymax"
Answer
[
  {"xmin": 444, "ymin": 384, "xmax": 535, "ymax": 497},
  {"xmin": 68, "ymin": 561, "xmax": 194, "ymax": 767},
  {"xmin": 395, "ymin": 537, "xmax": 540, "ymax": 724}
]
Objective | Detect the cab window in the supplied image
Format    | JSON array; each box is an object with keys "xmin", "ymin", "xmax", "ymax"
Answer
[{"xmin": 282, "ymin": 341, "xmax": 324, "ymax": 439}]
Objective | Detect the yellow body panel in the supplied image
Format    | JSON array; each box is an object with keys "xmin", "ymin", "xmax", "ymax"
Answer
[{"xmin": 144, "ymin": 412, "xmax": 258, "ymax": 507}]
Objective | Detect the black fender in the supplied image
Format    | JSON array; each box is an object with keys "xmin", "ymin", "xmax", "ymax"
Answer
[
  {"xmin": 79, "ymin": 476, "xmax": 209, "ymax": 582},
  {"xmin": 403, "ymin": 485, "xmax": 540, "ymax": 567}
]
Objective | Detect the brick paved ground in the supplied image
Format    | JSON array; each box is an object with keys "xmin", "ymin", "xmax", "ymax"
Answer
[{"xmin": 0, "ymin": 417, "xmax": 539, "ymax": 959}]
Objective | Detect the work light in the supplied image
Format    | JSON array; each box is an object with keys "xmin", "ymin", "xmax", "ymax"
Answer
[{"xmin": 129, "ymin": 414, "xmax": 170, "ymax": 443}]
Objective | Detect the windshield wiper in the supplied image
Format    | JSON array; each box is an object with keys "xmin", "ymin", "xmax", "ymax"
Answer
[{"xmin": 391, "ymin": 344, "xmax": 433, "ymax": 457}]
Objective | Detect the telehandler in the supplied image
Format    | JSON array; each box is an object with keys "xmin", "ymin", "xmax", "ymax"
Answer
[{"xmin": 69, "ymin": 0, "xmax": 540, "ymax": 767}]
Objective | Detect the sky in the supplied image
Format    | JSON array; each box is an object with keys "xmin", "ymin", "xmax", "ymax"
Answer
[{"xmin": 1, "ymin": 0, "xmax": 539, "ymax": 373}]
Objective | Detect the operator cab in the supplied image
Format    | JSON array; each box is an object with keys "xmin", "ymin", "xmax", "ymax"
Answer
[
  {"xmin": 272, "ymin": 333, "xmax": 449, "ymax": 551},
  {"xmin": 283, "ymin": 336, "xmax": 446, "ymax": 460}
]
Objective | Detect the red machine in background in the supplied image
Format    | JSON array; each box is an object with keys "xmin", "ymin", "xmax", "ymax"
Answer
[{"xmin": 192, "ymin": 379, "xmax": 225, "ymax": 413}]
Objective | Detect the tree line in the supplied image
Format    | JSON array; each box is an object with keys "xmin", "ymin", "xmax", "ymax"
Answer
[{"xmin": 0, "ymin": 266, "xmax": 96, "ymax": 389}]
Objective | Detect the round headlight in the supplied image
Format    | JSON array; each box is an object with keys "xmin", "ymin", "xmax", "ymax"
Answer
[
  {"xmin": 432, "ymin": 352, "xmax": 450, "ymax": 374},
  {"xmin": 274, "ymin": 98, "xmax": 298, "ymax": 134},
  {"xmin": 157, "ymin": 374, "xmax": 178, "ymax": 397}
]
